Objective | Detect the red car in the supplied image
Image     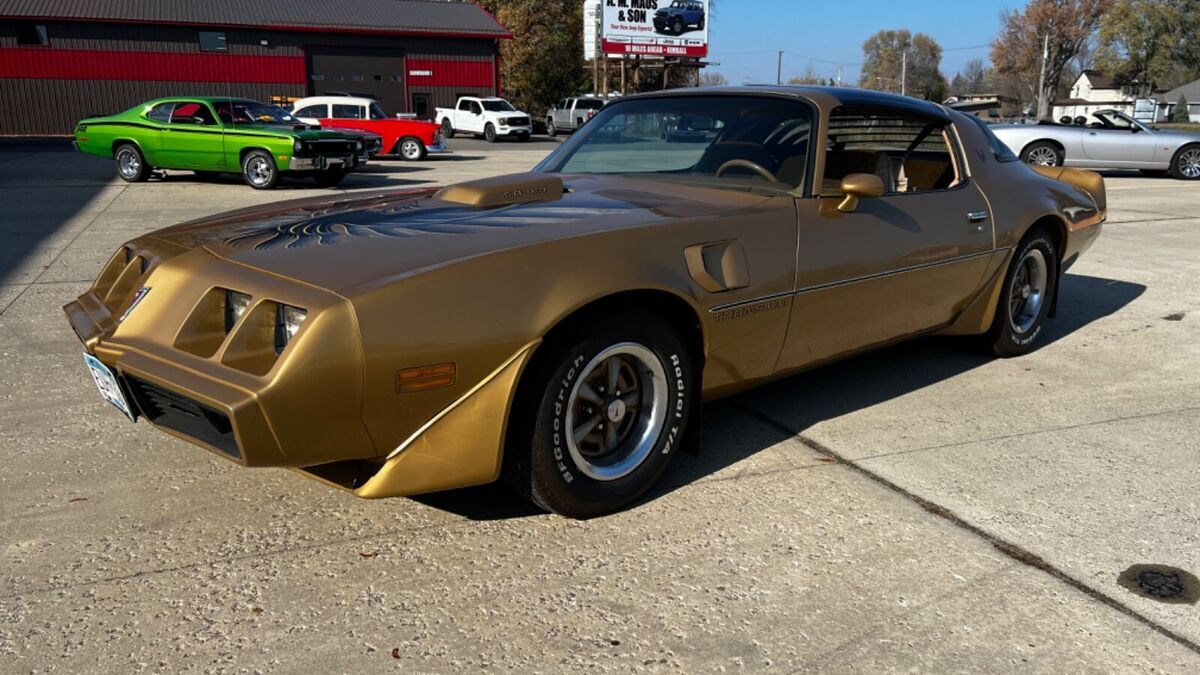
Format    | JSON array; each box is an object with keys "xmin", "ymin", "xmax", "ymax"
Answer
[{"xmin": 291, "ymin": 95, "xmax": 447, "ymax": 160}]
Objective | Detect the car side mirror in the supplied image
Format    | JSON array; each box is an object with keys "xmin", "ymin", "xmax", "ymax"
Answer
[{"xmin": 838, "ymin": 173, "xmax": 885, "ymax": 213}]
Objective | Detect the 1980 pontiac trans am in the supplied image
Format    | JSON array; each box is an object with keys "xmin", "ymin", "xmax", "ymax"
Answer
[{"xmin": 67, "ymin": 87, "xmax": 1105, "ymax": 518}]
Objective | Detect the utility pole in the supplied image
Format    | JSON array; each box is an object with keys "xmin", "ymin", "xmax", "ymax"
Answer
[
  {"xmin": 901, "ymin": 50, "xmax": 907, "ymax": 97},
  {"xmin": 592, "ymin": 4, "xmax": 600, "ymax": 95},
  {"xmin": 777, "ymin": 50, "xmax": 783, "ymax": 85},
  {"xmin": 1036, "ymin": 32, "xmax": 1050, "ymax": 119}
]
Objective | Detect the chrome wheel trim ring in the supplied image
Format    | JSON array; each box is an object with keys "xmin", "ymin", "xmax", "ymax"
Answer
[
  {"xmin": 564, "ymin": 342, "xmax": 669, "ymax": 482},
  {"xmin": 1009, "ymin": 248, "xmax": 1049, "ymax": 334},
  {"xmin": 246, "ymin": 156, "xmax": 273, "ymax": 185},
  {"xmin": 1027, "ymin": 146, "xmax": 1059, "ymax": 166},
  {"xmin": 1179, "ymin": 149, "xmax": 1200, "ymax": 178},
  {"xmin": 400, "ymin": 139, "xmax": 422, "ymax": 159},
  {"xmin": 117, "ymin": 148, "xmax": 140, "ymax": 178}
]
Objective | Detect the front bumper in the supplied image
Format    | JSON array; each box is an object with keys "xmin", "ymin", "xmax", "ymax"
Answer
[
  {"xmin": 288, "ymin": 153, "xmax": 368, "ymax": 171},
  {"xmin": 494, "ymin": 125, "xmax": 532, "ymax": 137},
  {"xmin": 64, "ymin": 245, "xmax": 376, "ymax": 468}
]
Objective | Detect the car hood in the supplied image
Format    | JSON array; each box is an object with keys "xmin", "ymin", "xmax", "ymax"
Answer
[
  {"xmin": 146, "ymin": 173, "xmax": 771, "ymax": 294},
  {"xmin": 241, "ymin": 124, "xmax": 361, "ymax": 140}
]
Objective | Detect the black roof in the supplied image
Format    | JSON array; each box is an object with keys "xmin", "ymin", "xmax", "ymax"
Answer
[
  {"xmin": 633, "ymin": 85, "xmax": 952, "ymax": 120},
  {"xmin": 0, "ymin": 0, "xmax": 511, "ymax": 38}
]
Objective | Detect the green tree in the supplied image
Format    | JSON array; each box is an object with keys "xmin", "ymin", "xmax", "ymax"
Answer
[
  {"xmin": 991, "ymin": 0, "xmax": 1112, "ymax": 119},
  {"xmin": 475, "ymin": 1, "xmax": 587, "ymax": 112},
  {"xmin": 860, "ymin": 30, "xmax": 946, "ymax": 100},
  {"xmin": 1172, "ymin": 96, "xmax": 1192, "ymax": 123},
  {"xmin": 1098, "ymin": 0, "xmax": 1200, "ymax": 89}
]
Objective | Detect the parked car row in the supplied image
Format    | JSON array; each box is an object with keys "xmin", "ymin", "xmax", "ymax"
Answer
[{"xmin": 74, "ymin": 93, "xmax": 615, "ymax": 189}]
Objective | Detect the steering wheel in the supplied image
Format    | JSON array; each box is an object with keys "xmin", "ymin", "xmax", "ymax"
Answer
[{"xmin": 715, "ymin": 159, "xmax": 780, "ymax": 183}]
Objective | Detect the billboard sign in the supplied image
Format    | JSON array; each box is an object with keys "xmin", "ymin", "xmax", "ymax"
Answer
[{"xmin": 602, "ymin": 1, "xmax": 709, "ymax": 58}]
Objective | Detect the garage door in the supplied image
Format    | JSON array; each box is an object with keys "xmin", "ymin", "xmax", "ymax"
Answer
[{"xmin": 307, "ymin": 47, "xmax": 406, "ymax": 115}]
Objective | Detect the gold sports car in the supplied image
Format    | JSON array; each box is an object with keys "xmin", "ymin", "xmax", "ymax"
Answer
[{"xmin": 66, "ymin": 87, "xmax": 1105, "ymax": 518}]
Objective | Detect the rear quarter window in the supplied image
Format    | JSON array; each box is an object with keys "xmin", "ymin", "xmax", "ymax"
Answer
[{"xmin": 966, "ymin": 115, "xmax": 1019, "ymax": 162}]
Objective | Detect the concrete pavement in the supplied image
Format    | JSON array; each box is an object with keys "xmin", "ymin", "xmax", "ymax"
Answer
[{"xmin": 1, "ymin": 144, "xmax": 1197, "ymax": 672}]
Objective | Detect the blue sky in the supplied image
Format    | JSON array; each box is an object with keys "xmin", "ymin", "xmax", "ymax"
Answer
[{"xmin": 706, "ymin": 0, "xmax": 1018, "ymax": 85}]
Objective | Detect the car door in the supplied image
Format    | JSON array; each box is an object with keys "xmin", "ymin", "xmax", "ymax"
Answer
[
  {"xmin": 1081, "ymin": 111, "xmax": 1156, "ymax": 164},
  {"xmin": 777, "ymin": 105, "xmax": 995, "ymax": 371},
  {"xmin": 159, "ymin": 101, "xmax": 224, "ymax": 169},
  {"xmin": 556, "ymin": 100, "xmax": 569, "ymax": 128}
]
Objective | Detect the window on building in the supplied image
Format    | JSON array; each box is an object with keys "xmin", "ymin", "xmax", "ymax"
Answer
[
  {"xmin": 146, "ymin": 103, "xmax": 175, "ymax": 123},
  {"xmin": 199, "ymin": 31, "xmax": 228, "ymax": 52},
  {"xmin": 331, "ymin": 104, "xmax": 364, "ymax": 119},
  {"xmin": 16, "ymin": 22, "xmax": 49, "ymax": 46},
  {"xmin": 411, "ymin": 94, "xmax": 431, "ymax": 119}
]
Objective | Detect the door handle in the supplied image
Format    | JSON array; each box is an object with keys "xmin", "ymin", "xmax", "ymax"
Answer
[{"xmin": 967, "ymin": 211, "xmax": 989, "ymax": 232}]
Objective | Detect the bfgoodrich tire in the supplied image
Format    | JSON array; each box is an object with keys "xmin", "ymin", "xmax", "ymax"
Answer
[
  {"xmin": 507, "ymin": 311, "xmax": 697, "ymax": 518},
  {"xmin": 987, "ymin": 229, "xmax": 1059, "ymax": 357}
]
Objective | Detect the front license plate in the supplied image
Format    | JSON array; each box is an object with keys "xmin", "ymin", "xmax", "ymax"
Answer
[{"xmin": 83, "ymin": 353, "xmax": 135, "ymax": 421}]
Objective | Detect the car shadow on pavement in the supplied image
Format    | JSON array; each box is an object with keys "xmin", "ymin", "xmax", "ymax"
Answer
[
  {"xmin": 409, "ymin": 274, "xmax": 1146, "ymax": 521},
  {"xmin": 153, "ymin": 171, "xmax": 434, "ymax": 190}
]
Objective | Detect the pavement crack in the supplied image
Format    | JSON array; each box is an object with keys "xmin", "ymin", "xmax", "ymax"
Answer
[
  {"xmin": 0, "ymin": 184, "xmax": 125, "ymax": 318},
  {"xmin": 736, "ymin": 401, "xmax": 1200, "ymax": 656},
  {"xmin": 852, "ymin": 405, "xmax": 1200, "ymax": 463}
]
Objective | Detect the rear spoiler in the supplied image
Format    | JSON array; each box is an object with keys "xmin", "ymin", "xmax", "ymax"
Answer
[{"xmin": 1029, "ymin": 165, "xmax": 1107, "ymax": 216}]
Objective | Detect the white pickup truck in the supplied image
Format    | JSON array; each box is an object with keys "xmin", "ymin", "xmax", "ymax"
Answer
[{"xmin": 435, "ymin": 96, "xmax": 532, "ymax": 143}]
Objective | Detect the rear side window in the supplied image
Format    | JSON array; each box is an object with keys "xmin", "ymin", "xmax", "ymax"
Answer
[
  {"xmin": 294, "ymin": 105, "xmax": 327, "ymax": 118},
  {"xmin": 147, "ymin": 103, "xmax": 174, "ymax": 123},
  {"xmin": 577, "ymin": 99, "xmax": 605, "ymax": 110},
  {"xmin": 966, "ymin": 115, "xmax": 1019, "ymax": 162},
  {"xmin": 332, "ymin": 104, "xmax": 364, "ymax": 119},
  {"xmin": 824, "ymin": 107, "xmax": 961, "ymax": 195}
]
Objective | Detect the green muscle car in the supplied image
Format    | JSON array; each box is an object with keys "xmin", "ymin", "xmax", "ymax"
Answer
[{"xmin": 73, "ymin": 97, "xmax": 371, "ymax": 189}]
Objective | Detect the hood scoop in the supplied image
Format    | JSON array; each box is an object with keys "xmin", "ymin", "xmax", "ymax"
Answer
[{"xmin": 436, "ymin": 173, "xmax": 564, "ymax": 208}]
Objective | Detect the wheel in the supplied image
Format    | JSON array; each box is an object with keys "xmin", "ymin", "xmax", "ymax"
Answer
[
  {"xmin": 1020, "ymin": 141, "xmax": 1063, "ymax": 167},
  {"xmin": 672, "ymin": 17, "xmax": 684, "ymax": 34},
  {"xmin": 241, "ymin": 150, "xmax": 279, "ymax": 190},
  {"xmin": 1139, "ymin": 169, "xmax": 1169, "ymax": 177},
  {"xmin": 506, "ymin": 310, "xmax": 697, "ymax": 518},
  {"xmin": 547, "ymin": 118, "xmax": 557, "ymax": 137},
  {"xmin": 312, "ymin": 167, "xmax": 347, "ymax": 188},
  {"xmin": 397, "ymin": 136, "xmax": 426, "ymax": 161},
  {"xmin": 114, "ymin": 143, "xmax": 149, "ymax": 183},
  {"xmin": 484, "ymin": 123, "xmax": 498, "ymax": 143},
  {"xmin": 1169, "ymin": 144, "xmax": 1200, "ymax": 180},
  {"xmin": 193, "ymin": 170, "xmax": 222, "ymax": 181},
  {"xmin": 698, "ymin": 17, "xmax": 705, "ymax": 30},
  {"xmin": 441, "ymin": 119, "xmax": 455, "ymax": 139},
  {"xmin": 576, "ymin": 118, "xmax": 584, "ymax": 129},
  {"xmin": 987, "ymin": 229, "xmax": 1059, "ymax": 357}
]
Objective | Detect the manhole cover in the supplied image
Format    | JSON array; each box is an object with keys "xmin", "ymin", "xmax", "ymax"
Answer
[{"xmin": 1117, "ymin": 564, "xmax": 1200, "ymax": 604}]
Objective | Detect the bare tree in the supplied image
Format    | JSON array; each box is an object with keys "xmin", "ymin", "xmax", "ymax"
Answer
[
  {"xmin": 860, "ymin": 29, "xmax": 946, "ymax": 100},
  {"xmin": 991, "ymin": 0, "xmax": 1112, "ymax": 120},
  {"xmin": 699, "ymin": 71, "xmax": 729, "ymax": 87},
  {"xmin": 787, "ymin": 64, "xmax": 824, "ymax": 85}
]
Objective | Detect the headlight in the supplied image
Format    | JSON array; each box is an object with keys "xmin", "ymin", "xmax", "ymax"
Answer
[
  {"xmin": 224, "ymin": 290, "xmax": 252, "ymax": 333},
  {"xmin": 274, "ymin": 304, "xmax": 307, "ymax": 354},
  {"xmin": 498, "ymin": 119, "xmax": 508, "ymax": 127},
  {"xmin": 294, "ymin": 139, "xmax": 303, "ymax": 153},
  {"xmin": 356, "ymin": 140, "xmax": 364, "ymax": 151}
]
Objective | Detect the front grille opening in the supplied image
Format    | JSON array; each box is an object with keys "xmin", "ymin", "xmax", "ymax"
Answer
[{"xmin": 125, "ymin": 376, "xmax": 240, "ymax": 459}]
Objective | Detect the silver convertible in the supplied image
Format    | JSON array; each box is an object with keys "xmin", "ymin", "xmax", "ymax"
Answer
[{"xmin": 991, "ymin": 109, "xmax": 1200, "ymax": 180}]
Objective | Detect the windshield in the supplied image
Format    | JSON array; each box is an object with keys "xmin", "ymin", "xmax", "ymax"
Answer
[
  {"xmin": 537, "ymin": 95, "xmax": 813, "ymax": 188},
  {"xmin": 369, "ymin": 102, "xmax": 388, "ymax": 120},
  {"xmin": 214, "ymin": 101, "xmax": 295, "ymax": 126},
  {"xmin": 482, "ymin": 99, "xmax": 516, "ymax": 112},
  {"xmin": 1094, "ymin": 110, "xmax": 1136, "ymax": 130}
]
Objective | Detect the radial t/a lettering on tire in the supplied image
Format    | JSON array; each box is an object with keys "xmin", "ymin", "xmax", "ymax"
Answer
[
  {"xmin": 988, "ymin": 229, "xmax": 1059, "ymax": 357},
  {"xmin": 508, "ymin": 311, "xmax": 696, "ymax": 519}
]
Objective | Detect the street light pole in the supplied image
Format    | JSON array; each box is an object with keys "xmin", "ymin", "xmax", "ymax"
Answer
[{"xmin": 777, "ymin": 50, "xmax": 783, "ymax": 85}]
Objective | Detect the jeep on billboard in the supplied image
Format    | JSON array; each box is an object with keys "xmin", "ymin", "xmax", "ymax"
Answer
[{"xmin": 602, "ymin": 0, "xmax": 709, "ymax": 57}]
